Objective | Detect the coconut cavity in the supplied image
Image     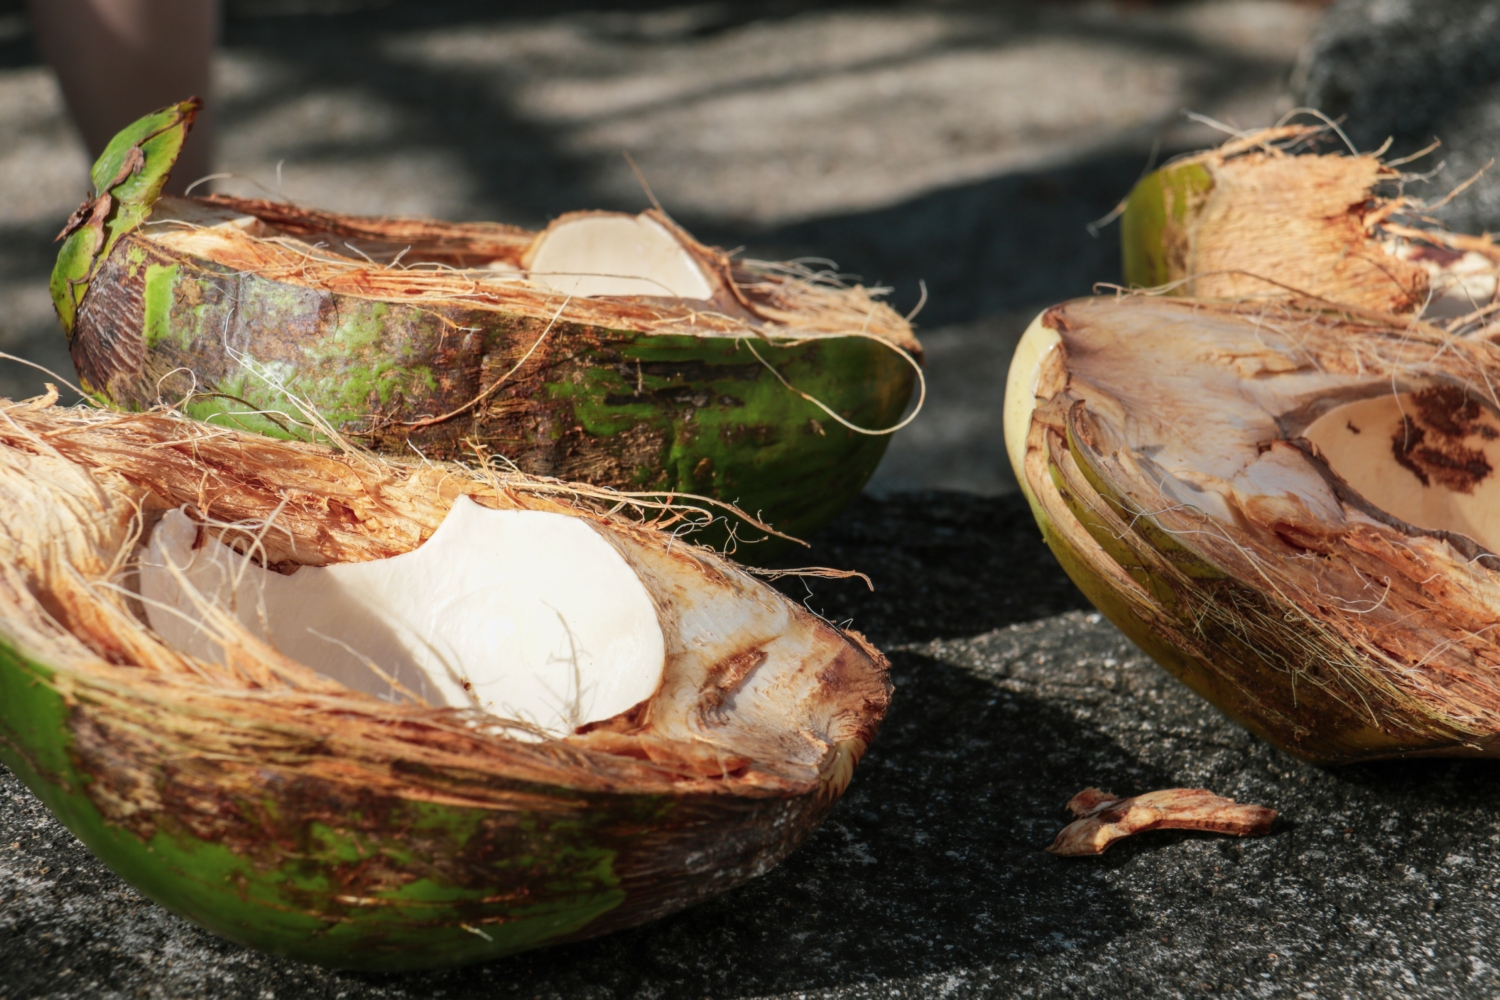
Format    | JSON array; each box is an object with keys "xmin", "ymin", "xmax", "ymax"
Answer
[
  {"xmin": 1304, "ymin": 387, "xmax": 1500, "ymax": 552},
  {"xmin": 140, "ymin": 496, "xmax": 666, "ymax": 736}
]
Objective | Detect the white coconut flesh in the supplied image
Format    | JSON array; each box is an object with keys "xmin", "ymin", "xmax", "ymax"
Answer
[
  {"xmin": 139, "ymin": 496, "xmax": 666, "ymax": 736},
  {"xmin": 1004, "ymin": 299, "xmax": 1500, "ymax": 557},
  {"xmin": 1304, "ymin": 390, "xmax": 1500, "ymax": 552},
  {"xmin": 524, "ymin": 213, "xmax": 716, "ymax": 300},
  {"xmin": 1386, "ymin": 241, "xmax": 1500, "ymax": 321}
]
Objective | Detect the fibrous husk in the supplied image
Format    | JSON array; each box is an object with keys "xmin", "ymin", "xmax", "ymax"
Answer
[
  {"xmin": 1120, "ymin": 124, "xmax": 1500, "ymax": 323},
  {"xmin": 52, "ymin": 102, "xmax": 922, "ymax": 559},
  {"xmin": 1004, "ymin": 293, "xmax": 1500, "ymax": 764},
  {"xmin": 0, "ymin": 398, "xmax": 889, "ymax": 969},
  {"xmin": 1047, "ymin": 788, "xmax": 1276, "ymax": 857}
]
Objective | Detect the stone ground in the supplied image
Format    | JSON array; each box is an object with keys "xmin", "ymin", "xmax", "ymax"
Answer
[{"xmin": 8, "ymin": 0, "xmax": 1500, "ymax": 997}]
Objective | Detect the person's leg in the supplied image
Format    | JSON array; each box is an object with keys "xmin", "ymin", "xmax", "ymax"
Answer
[{"xmin": 27, "ymin": 0, "xmax": 218, "ymax": 193}]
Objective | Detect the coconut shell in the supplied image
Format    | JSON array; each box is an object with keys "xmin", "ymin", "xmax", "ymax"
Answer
[
  {"xmin": 1005, "ymin": 294, "xmax": 1500, "ymax": 764},
  {"xmin": 51, "ymin": 102, "xmax": 921, "ymax": 561},
  {"xmin": 0, "ymin": 402, "xmax": 890, "ymax": 969}
]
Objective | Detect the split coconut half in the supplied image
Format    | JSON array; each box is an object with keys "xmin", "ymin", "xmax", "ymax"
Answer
[
  {"xmin": 0, "ymin": 401, "xmax": 889, "ymax": 969},
  {"xmin": 52, "ymin": 100, "xmax": 923, "ymax": 558},
  {"xmin": 1005, "ymin": 294, "xmax": 1500, "ymax": 763}
]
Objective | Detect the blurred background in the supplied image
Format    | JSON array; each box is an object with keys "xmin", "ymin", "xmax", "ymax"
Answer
[{"xmin": 0, "ymin": 0, "xmax": 1424, "ymax": 499}]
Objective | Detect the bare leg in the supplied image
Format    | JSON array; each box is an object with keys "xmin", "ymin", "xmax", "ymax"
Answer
[{"xmin": 27, "ymin": 0, "xmax": 218, "ymax": 194}]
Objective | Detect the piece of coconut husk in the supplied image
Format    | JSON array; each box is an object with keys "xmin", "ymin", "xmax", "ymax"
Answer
[
  {"xmin": 0, "ymin": 397, "xmax": 890, "ymax": 970},
  {"xmin": 1005, "ymin": 292, "xmax": 1500, "ymax": 763},
  {"xmin": 52, "ymin": 101, "xmax": 923, "ymax": 561},
  {"xmin": 1047, "ymin": 788, "xmax": 1276, "ymax": 856}
]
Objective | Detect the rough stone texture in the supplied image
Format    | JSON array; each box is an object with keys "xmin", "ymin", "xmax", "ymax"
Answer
[
  {"xmin": 9, "ymin": 492, "xmax": 1500, "ymax": 998},
  {"xmin": 1296, "ymin": 0, "xmax": 1500, "ymax": 235}
]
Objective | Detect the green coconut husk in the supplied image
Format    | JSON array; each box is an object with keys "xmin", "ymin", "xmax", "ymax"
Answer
[
  {"xmin": 51, "ymin": 101, "xmax": 923, "ymax": 562},
  {"xmin": 0, "ymin": 399, "xmax": 890, "ymax": 969},
  {"xmin": 1118, "ymin": 123, "xmax": 1500, "ymax": 321},
  {"xmin": 1004, "ymin": 292, "xmax": 1500, "ymax": 764}
]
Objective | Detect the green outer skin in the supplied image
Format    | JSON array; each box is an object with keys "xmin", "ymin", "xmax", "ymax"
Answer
[
  {"xmin": 0, "ymin": 638, "xmax": 841, "ymax": 970},
  {"xmin": 71, "ymin": 236, "xmax": 913, "ymax": 560},
  {"xmin": 0, "ymin": 644, "xmax": 634, "ymax": 970},
  {"xmin": 1119, "ymin": 160, "xmax": 1214, "ymax": 291},
  {"xmin": 50, "ymin": 100, "xmax": 199, "ymax": 336}
]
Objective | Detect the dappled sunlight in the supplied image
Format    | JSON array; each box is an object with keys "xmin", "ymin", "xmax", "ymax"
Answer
[{"xmin": 381, "ymin": 3, "xmax": 1319, "ymax": 224}]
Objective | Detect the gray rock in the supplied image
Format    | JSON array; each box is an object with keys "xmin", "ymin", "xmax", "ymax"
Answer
[{"xmin": 1297, "ymin": 0, "xmax": 1500, "ymax": 234}]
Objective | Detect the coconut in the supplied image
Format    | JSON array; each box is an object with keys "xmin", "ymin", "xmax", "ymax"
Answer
[
  {"xmin": 0, "ymin": 398, "xmax": 890, "ymax": 969},
  {"xmin": 1119, "ymin": 124, "xmax": 1500, "ymax": 322},
  {"xmin": 1004, "ymin": 293, "xmax": 1500, "ymax": 764},
  {"xmin": 51, "ymin": 100, "xmax": 922, "ymax": 560}
]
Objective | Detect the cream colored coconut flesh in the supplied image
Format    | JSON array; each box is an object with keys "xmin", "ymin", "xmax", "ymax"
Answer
[
  {"xmin": 1003, "ymin": 311, "xmax": 1060, "ymax": 500},
  {"xmin": 1305, "ymin": 392, "xmax": 1500, "ymax": 552},
  {"xmin": 1003, "ymin": 302, "xmax": 1500, "ymax": 554},
  {"xmin": 525, "ymin": 214, "xmax": 716, "ymax": 300},
  {"xmin": 141, "ymin": 497, "xmax": 666, "ymax": 736}
]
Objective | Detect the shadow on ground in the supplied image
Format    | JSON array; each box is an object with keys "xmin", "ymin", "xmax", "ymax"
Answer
[{"xmin": 210, "ymin": 1, "xmax": 1170, "ymax": 324}]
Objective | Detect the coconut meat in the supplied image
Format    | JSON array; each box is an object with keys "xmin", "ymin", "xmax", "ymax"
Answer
[
  {"xmin": 148, "ymin": 196, "xmax": 267, "ymax": 235},
  {"xmin": 525, "ymin": 213, "xmax": 715, "ymax": 300},
  {"xmin": 139, "ymin": 496, "xmax": 666, "ymax": 736},
  {"xmin": 1304, "ymin": 388, "xmax": 1500, "ymax": 552}
]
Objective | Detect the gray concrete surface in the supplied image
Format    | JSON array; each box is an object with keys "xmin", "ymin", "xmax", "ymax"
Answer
[{"xmin": 19, "ymin": 2, "xmax": 1500, "ymax": 998}]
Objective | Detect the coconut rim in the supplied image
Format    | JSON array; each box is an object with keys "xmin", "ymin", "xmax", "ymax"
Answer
[{"xmin": 134, "ymin": 196, "xmax": 923, "ymax": 356}]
